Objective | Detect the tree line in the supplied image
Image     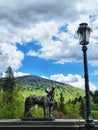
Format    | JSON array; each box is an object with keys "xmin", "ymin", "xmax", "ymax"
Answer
[
  {"xmin": 0, "ymin": 66, "xmax": 24, "ymax": 119},
  {"xmin": 53, "ymin": 91, "xmax": 98, "ymax": 119}
]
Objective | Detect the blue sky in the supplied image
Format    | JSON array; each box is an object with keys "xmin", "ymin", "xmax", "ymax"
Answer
[{"xmin": 0, "ymin": 0, "xmax": 98, "ymax": 91}]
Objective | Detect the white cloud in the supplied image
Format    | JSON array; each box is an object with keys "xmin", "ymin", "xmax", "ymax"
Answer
[
  {"xmin": 14, "ymin": 72, "xmax": 29, "ymax": 77},
  {"xmin": 23, "ymin": 21, "xmax": 58, "ymax": 44},
  {"xmin": 0, "ymin": 0, "xmax": 85, "ymax": 46},
  {"xmin": 0, "ymin": 0, "xmax": 98, "ymax": 72},
  {"xmin": 0, "ymin": 43, "xmax": 24, "ymax": 71},
  {"xmin": 26, "ymin": 15, "xmax": 98, "ymax": 66},
  {"xmin": 26, "ymin": 21, "xmax": 83, "ymax": 62},
  {"xmin": 27, "ymin": 50, "xmax": 39, "ymax": 57},
  {"xmin": 50, "ymin": 73, "xmax": 96, "ymax": 91},
  {"xmin": 1, "ymin": 71, "xmax": 29, "ymax": 77}
]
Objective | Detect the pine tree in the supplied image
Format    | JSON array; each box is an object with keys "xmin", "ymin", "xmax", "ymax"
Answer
[
  {"xmin": 2, "ymin": 66, "xmax": 16, "ymax": 104},
  {"xmin": 2, "ymin": 67, "xmax": 16, "ymax": 118},
  {"xmin": 79, "ymin": 98, "xmax": 86, "ymax": 119},
  {"xmin": 3, "ymin": 66, "xmax": 16, "ymax": 93},
  {"xmin": 59, "ymin": 92, "xmax": 65, "ymax": 114}
]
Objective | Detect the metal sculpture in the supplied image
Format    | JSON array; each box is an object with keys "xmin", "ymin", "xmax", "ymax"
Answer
[{"xmin": 23, "ymin": 86, "xmax": 55, "ymax": 119}]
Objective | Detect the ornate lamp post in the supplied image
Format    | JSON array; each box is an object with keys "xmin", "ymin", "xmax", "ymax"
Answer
[{"xmin": 77, "ymin": 23, "xmax": 95, "ymax": 130}]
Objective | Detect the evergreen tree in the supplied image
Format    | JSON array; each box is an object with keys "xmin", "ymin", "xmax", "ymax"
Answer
[
  {"xmin": 59, "ymin": 92, "xmax": 65, "ymax": 114},
  {"xmin": 2, "ymin": 66, "xmax": 16, "ymax": 104},
  {"xmin": 93, "ymin": 90, "xmax": 98, "ymax": 106},
  {"xmin": 79, "ymin": 98, "xmax": 86, "ymax": 119},
  {"xmin": 3, "ymin": 66, "xmax": 16, "ymax": 93},
  {"xmin": 53, "ymin": 101, "xmax": 59, "ymax": 111}
]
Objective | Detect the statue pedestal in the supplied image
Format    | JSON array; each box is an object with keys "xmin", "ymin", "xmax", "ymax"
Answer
[{"xmin": 21, "ymin": 117, "xmax": 55, "ymax": 121}]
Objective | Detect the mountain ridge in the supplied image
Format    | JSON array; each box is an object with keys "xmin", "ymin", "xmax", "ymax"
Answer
[
  {"xmin": 15, "ymin": 74, "xmax": 84, "ymax": 91},
  {"xmin": 16, "ymin": 74, "xmax": 66, "ymax": 86}
]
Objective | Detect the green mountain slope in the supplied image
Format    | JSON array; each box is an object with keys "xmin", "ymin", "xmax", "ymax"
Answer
[{"xmin": 16, "ymin": 75, "xmax": 85, "ymax": 102}]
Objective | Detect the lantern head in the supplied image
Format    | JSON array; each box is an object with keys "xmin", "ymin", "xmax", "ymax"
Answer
[{"xmin": 77, "ymin": 23, "xmax": 91, "ymax": 45}]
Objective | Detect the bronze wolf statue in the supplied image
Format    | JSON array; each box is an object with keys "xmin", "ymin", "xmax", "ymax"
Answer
[{"xmin": 23, "ymin": 86, "xmax": 55, "ymax": 119}]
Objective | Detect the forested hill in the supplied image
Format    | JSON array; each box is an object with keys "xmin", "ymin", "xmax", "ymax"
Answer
[
  {"xmin": 15, "ymin": 75, "xmax": 85, "ymax": 101},
  {"xmin": 16, "ymin": 74, "xmax": 65, "ymax": 89},
  {"xmin": 15, "ymin": 74, "xmax": 75, "ymax": 90}
]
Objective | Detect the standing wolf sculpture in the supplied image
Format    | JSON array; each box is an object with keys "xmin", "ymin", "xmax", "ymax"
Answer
[{"xmin": 23, "ymin": 86, "xmax": 55, "ymax": 119}]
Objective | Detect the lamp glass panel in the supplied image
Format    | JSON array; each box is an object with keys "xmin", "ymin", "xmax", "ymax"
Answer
[{"xmin": 86, "ymin": 29, "xmax": 90, "ymax": 42}]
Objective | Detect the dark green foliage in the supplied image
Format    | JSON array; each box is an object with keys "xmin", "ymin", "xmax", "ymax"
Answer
[
  {"xmin": 64, "ymin": 99, "xmax": 82, "ymax": 119},
  {"xmin": 11, "ymin": 84, "xmax": 24, "ymax": 118},
  {"xmin": 0, "ymin": 84, "xmax": 24, "ymax": 119},
  {"xmin": 3, "ymin": 66, "xmax": 16, "ymax": 92},
  {"xmin": 59, "ymin": 92, "xmax": 65, "ymax": 114},
  {"xmin": 93, "ymin": 90, "xmax": 98, "ymax": 106},
  {"xmin": 2, "ymin": 67, "xmax": 16, "ymax": 103},
  {"xmin": 79, "ymin": 97, "xmax": 86, "ymax": 118},
  {"xmin": 92, "ymin": 110, "xmax": 98, "ymax": 119},
  {"xmin": 0, "ymin": 67, "xmax": 23, "ymax": 119},
  {"xmin": 53, "ymin": 101, "xmax": 59, "ymax": 111}
]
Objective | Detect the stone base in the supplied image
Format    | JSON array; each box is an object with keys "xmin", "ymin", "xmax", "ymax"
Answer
[
  {"xmin": 21, "ymin": 117, "xmax": 55, "ymax": 121},
  {"xmin": 0, "ymin": 119, "xmax": 98, "ymax": 130}
]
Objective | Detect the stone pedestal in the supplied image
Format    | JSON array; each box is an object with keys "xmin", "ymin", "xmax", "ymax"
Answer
[{"xmin": 0, "ymin": 119, "xmax": 98, "ymax": 130}]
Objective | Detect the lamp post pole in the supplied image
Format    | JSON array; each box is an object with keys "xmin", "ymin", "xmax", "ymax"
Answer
[
  {"xmin": 82, "ymin": 45, "xmax": 94, "ymax": 130},
  {"xmin": 77, "ymin": 23, "xmax": 95, "ymax": 130}
]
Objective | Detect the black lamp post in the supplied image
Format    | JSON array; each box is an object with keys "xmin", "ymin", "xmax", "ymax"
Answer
[{"xmin": 77, "ymin": 23, "xmax": 95, "ymax": 130}]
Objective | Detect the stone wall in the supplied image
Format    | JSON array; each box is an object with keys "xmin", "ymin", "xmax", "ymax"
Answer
[{"xmin": 0, "ymin": 119, "xmax": 98, "ymax": 130}]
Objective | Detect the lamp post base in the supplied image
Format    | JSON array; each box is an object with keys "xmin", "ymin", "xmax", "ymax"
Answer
[{"xmin": 85, "ymin": 115, "xmax": 95, "ymax": 130}]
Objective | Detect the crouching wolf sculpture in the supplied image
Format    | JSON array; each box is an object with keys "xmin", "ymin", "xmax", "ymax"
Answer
[{"xmin": 23, "ymin": 86, "xmax": 55, "ymax": 119}]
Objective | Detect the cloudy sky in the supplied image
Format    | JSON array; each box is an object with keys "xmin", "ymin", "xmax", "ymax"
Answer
[{"xmin": 0, "ymin": 0, "xmax": 98, "ymax": 91}]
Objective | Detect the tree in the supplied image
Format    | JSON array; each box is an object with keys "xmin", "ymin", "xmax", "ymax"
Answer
[
  {"xmin": 93, "ymin": 90, "xmax": 98, "ymax": 106},
  {"xmin": 59, "ymin": 92, "xmax": 65, "ymax": 114},
  {"xmin": 2, "ymin": 66, "xmax": 16, "ymax": 104},
  {"xmin": 3, "ymin": 66, "xmax": 16, "ymax": 93},
  {"xmin": 79, "ymin": 98, "xmax": 86, "ymax": 119}
]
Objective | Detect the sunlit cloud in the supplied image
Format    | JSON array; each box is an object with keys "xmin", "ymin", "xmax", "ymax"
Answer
[{"xmin": 50, "ymin": 73, "xmax": 96, "ymax": 91}]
